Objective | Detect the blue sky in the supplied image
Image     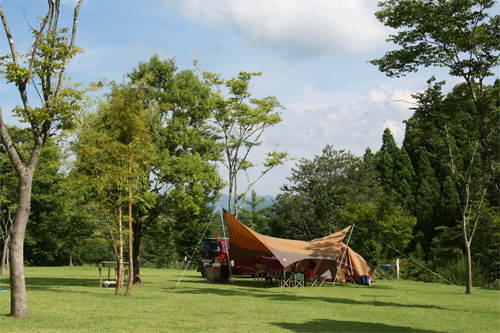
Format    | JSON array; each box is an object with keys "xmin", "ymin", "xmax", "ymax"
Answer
[{"xmin": 1, "ymin": 0, "xmax": 494, "ymax": 196}]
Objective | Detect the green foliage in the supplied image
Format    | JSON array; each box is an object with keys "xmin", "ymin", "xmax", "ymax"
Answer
[
  {"xmin": 375, "ymin": 129, "xmax": 415, "ymax": 210},
  {"xmin": 340, "ymin": 200, "xmax": 416, "ymax": 265},
  {"xmin": 271, "ymin": 146, "xmax": 382, "ymax": 240},
  {"xmin": 140, "ymin": 214, "xmax": 178, "ymax": 267},
  {"xmin": 1, "ymin": 27, "xmax": 85, "ymax": 133},
  {"xmin": 238, "ymin": 190, "xmax": 273, "ymax": 235},
  {"xmin": 399, "ymin": 261, "xmax": 436, "ymax": 283},
  {"xmin": 72, "ymin": 237, "xmax": 115, "ymax": 264},
  {"xmin": 124, "ymin": 55, "xmax": 223, "ymax": 276},
  {"xmin": 492, "ymin": 279, "xmax": 500, "ymax": 290},
  {"xmin": 203, "ymin": 69, "xmax": 288, "ymax": 217},
  {"xmin": 371, "ymin": 0, "xmax": 500, "ymax": 81},
  {"xmin": 273, "ymin": 147, "xmax": 348, "ymax": 238},
  {"xmin": 127, "ymin": 55, "xmax": 223, "ymax": 214},
  {"xmin": 402, "ymin": 79, "xmax": 499, "ymax": 291},
  {"xmin": 0, "ymin": 127, "xmax": 96, "ymax": 266},
  {"xmin": 438, "ymin": 254, "xmax": 486, "ymax": 287},
  {"xmin": 411, "ymin": 154, "xmax": 441, "ymax": 252}
]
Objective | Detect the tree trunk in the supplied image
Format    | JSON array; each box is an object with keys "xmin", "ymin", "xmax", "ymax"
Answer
[
  {"xmin": 1, "ymin": 233, "xmax": 10, "ymax": 275},
  {"xmin": 69, "ymin": 217, "xmax": 73, "ymax": 266},
  {"xmin": 465, "ymin": 242, "xmax": 473, "ymax": 294},
  {"xmin": 116, "ymin": 202, "xmax": 123, "ymax": 295},
  {"xmin": 132, "ymin": 230, "xmax": 141, "ymax": 286},
  {"xmin": 125, "ymin": 151, "xmax": 133, "ymax": 296},
  {"xmin": 10, "ymin": 172, "xmax": 33, "ymax": 317}
]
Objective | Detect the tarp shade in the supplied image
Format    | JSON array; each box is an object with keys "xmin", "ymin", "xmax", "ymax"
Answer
[{"xmin": 224, "ymin": 209, "xmax": 352, "ymax": 267}]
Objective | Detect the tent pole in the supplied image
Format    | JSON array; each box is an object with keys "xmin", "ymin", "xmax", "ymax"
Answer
[
  {"xmin": 333, "ymin": 225, "xmax": 354, "ymax": 287},
  {"xmin": 220, "ymin": 206, "xmax": 234, "ymax": 284},
  {"xmin": 175, "ymin": 210, "xmax": 217, "ymax": 289}
]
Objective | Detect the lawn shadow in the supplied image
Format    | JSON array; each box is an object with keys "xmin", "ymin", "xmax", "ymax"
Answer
[
  {"xmin": 172, "ymin": 282, "xmax": 465, "ymax": 313},
  {"xmin": 22, "ymin": 275, "xmax": 156, "ymax": 293},
  {"xmin": 271, "ymin": 318, "xmax": 439, "ymax": 332},
  {"xmin": 25, "ymin": 277, "xmax": 100, "ymax": 289}
]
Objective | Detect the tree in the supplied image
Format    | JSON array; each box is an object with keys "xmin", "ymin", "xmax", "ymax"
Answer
[
  {"xmin": 412, "ymin": 153, "xmax": 442, "ymax": 253},
  {"xmin": 407, "ymin": 80, "xmax": 499, "ymax": 293},
  {"xmin": 371, "ymin": 0, "xmax": 499, "ymax": 294},
  {"xmin": 203, "ymin": 70, "xmax": 289, "ymax": 218},
  {"xmin": 339, "ymin": 200, "xmax": 417, "ymax": 266},
  {"xmin": 117, "ymin": 55, "xmax": 223, "ymax": 284},
  {"xmin": 0, "ymin": 127, "xmax": 20, "ymax": 274},
  {"xmin": 1, "ymin": 127, "xmax": 90, "ymax": 269},
  {"xmin": 271, "ymin": 146, "xmax": 381, "ymax": 240},
  {"xmin": 238, "ymin": 190, "xmax": 273, "ymax": 235},
  {"xmin": 371, "ymin": 0, "xmax": 499, "ymax": 207},
  {"xmin": 101, "ymin": 83, "xmax": 156, "ymax": 296},
  {"xmin": 24, "ymin": 133, "xmax": 74, "ymax": 267},
  {"xmin": 72, "ymin": 111, "xmax": 127, "ymax": 293},
  {"xmin": 371, "ymin": 0, "xmax": 499, "ymax": 86},
  {"xmin": 375, "ymin": 128, "xmax": 416, "ymax": 211},
  {"xmin": 0, "ymin": 0, "xmax": 84, "ymax": 317},
  {"xmin": 72, "ymin": 82, "xmax": 156, "ymax": 296}
]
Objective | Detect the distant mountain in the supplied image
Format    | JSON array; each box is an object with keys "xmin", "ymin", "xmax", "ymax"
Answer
[{"xmin": 212, "ymin": 194, "xmax": 276, "ymax": 212}]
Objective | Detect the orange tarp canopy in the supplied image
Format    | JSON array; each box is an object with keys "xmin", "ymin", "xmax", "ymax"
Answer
[{"xmin": 224, "ymin": 210, "xmax": 352, "ymax": 267}]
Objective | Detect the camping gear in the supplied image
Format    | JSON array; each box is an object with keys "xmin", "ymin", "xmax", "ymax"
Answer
[
  {"xmin": 224, "ymin": 209, "xmax": 351, "ymax": 266},
  {"xmin": 334, "ymin": 245, "xmax": 373, "ymax": 284},
  {"xmin": 223, "ymin": 209, "xmax": 373, "ymax": 285}
]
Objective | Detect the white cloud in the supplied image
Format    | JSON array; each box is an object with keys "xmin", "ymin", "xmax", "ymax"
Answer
[
  {"xmin": 246, "ymin": 88, "xmax": 418, "ymax": 195},
  {"xmin": 166, "ymin": 0, "xmax": 390, "ymax": 58},
  {"xmin": 369, "ymin": 89, "xmax": 417, "ymax": 111},
  {"xmin": 264, "ymin": 87, "xmax": 418, "ymax": 162}
]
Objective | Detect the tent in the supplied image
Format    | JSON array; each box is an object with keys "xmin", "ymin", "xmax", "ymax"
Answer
[
  {"xmin": 224, "ymin": 209, "xmax": 351, "ymax": 267},
  {"xmin": 334, "ymin": 245, "xmax": 373, "ymax": 283},
  {"xmin": 224, "ymin": 210, "xmax": 373, "ymax": 284}
]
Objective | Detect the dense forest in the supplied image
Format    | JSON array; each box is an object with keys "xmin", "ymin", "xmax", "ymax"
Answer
[
  {"xmin": 242, "ymin": 79, "xmax": 500, "ymax": 289},
  {"xmin": 1, "ymin": 72, "xmax": 498, "ymax": 289}
]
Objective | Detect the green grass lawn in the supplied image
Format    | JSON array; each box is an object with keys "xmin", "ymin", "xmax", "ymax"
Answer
[{"xmin": 0, "ymin": 266, "xmax": 499, "ymax": 332}]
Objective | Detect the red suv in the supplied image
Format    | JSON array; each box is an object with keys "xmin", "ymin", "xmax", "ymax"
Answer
[{"xmin": 197, "ymin": 238, "xmax": 256, "ymax": 279}]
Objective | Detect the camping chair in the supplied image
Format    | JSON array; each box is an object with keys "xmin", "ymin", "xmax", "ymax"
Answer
[
  {"xmin": 253, "ymin": 269, "xmax": 266, "ymax": 284},
  {"xmin": 294, "ymin": 272, "xmax": 305, "ymax": 287},
  {"xmin": 305, "ymin": 274, "xmax": 316, "ymax": 286},
  {"xmin": 280, "ymin": 271, "xmax": 292, "ymax": 287},
  {"xmin": 310, "ymin": 276, "xmax": 327, "ymax": 287}
]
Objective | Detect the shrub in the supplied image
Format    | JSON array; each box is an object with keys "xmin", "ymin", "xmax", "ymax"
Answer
[
  {"xmin": 398, "ymin": 257, "xmax": 438, "ymax": 283},
  {"xmin": 437, "ymin": 254, "xmax": 486, "ymax": 287}
]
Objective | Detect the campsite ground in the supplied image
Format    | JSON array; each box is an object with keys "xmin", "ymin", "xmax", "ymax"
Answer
[{"xmin": 0, "ymin": 266, "xmax": 498, "ymax": 332}]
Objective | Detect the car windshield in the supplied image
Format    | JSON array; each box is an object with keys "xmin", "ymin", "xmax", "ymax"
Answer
[{"xmin": 201, "ymin": 240, "xmax": 222, "ymax": 252}]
